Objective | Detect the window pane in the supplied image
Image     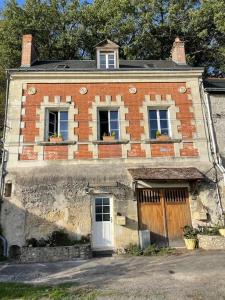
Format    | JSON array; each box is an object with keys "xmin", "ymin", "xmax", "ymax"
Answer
[
  {"xmin": 100, "ymin": 63, "xmax": 106, "ymax": 68},
  {"xmin": 149, "ymin": 119, "xmax": 158, "ymax": 130},
  {"xmin": 149, "ymin": 110, "xmax": 157, "ymax": 119},
  {"xmin": 48, "ymin": 111, "xmax": 58, "ymax": 138},
  {"xmin": 110, "ymin": 121, "xmax": 118, "ymax": 130},
  {"xmin": 96, "ymin": 214, "xmax": 102, "ymax": 222},
  {"xmin": 108, "ymin": 65, "xmax": 115, "ymax": 69},
  {"xmin": 60, "ymin": 122, "xmax": 68, "ymax": 131},
  {"xmin": 110, "ymin": 111, "xmax": 118, "ymax": 120},
  {"xmin": 161, "ymin": 129, "xmax": 169, "ymax": 135},
  {"xmin": 96, "ymin": 206, "xmax": 102, "ymax": 214},
  {"xmin": 151, "ymin": 129, "xmax": 157, "ymax": 139},
  {"xmin": 100, "ymin": 54, "xmax": 106, "ymax": 62},
  {"xmin": 103, "ymin": 214, "xmax": 110, "ymax": 221},
  {"xmin": 103, "ymin": 198, "xmax": 109, "ymax": 205},
  {"xmin": 95, "ymin": 198, "xmax": 102, "ymax": 205},
  {"xmin": 160, "ymin": 119, "xmax": 168, "ymax": 130},
  {"xmin": 61, "ymin": 131, "xmax": 68, "ymax": 140},
  {"xmin": 60, "ymin": 111, "xmax": 68, "ymax": 121},
  {"xmin": 99, "ymin": 111, "xmax": 109, "ymax": 139},
  {"xmin": 159, "ymin": 110, "xmax": 168, "ymax": 119},
  {"xmin": 103, "ymin": 206, "xmax": 109, "ymax": 213},
  {"xmin": 108, "ymin": 54, "xmax": 114, "ymax": 60}
]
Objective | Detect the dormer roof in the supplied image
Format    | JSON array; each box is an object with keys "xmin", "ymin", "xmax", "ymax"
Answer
[{"xmin": 94, "ymin": 39, "xmax": 119, "ymax": 49}]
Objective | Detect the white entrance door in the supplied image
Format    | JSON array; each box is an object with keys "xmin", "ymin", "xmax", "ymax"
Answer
[{"xmin": 92, "ymin": 197, "xmax": 113, "ymax": 250}]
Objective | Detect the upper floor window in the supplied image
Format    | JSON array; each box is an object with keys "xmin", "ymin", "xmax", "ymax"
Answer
[
  {"xmin": 149, "ymin": 109, "xmax": 169, "ymax": 139},
  {"xmin": 98, "ymin": 109, "xmax": 119, "ymax": 140},
  {"xmin": 46, "ymin": 110, "xmax": 68, "ymax": 141},
  {"xmin": 99, "ymin": 52, "xmax": 115, "ymax": 69}
]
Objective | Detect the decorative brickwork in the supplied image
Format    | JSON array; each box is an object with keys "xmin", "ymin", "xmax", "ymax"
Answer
[{"xmin": 19, "ymin": 82, "xmax": 199, "ymax": 161}]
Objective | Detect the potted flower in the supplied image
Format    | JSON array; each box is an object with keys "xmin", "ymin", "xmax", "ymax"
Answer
[
  {"xmin": 103, "ymin": 131, "xmax": 116, "ymax": 141},
  {"xmin": 49, "ymin": 133, "xmax": 63, "ymax": 143},
  {"xmin": 183, "ymin": 225, "xmax": 198, "ymax": 250},
  {"xmin": 156, "ymin": 130, "xmax": 170, "ymax": 141}
]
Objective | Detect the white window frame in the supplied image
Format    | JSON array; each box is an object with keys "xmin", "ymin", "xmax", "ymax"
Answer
[
  {"xmin": 99, "ymin": 51, "xmax": 115, "ymax": 69},
  {"xmin": 45, "ymin": 109, "xmax": 69, "ymax": 141},
  {"xmin": 148, "ymin": 108, "xmax": 171, "ymax": 139},
  {"xmin": 98, "ymin": 108, "xmax": 120, "ymax": 140}
]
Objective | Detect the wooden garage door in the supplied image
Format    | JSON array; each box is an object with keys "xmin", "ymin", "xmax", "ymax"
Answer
[{"xmin": 137, "ymin": 188, "xmax": 191, "ymax": 246}]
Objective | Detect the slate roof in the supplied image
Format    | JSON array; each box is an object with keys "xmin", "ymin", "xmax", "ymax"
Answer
[
  {"xmin": 128, "ymin": 167, "xmax": 204, "ymax": 181},
  {"xmin": 204, "ymin": 79, "xmax": 225, "ymax": 92},
  {"xmin": 16, "ymin": 59, "xmax": 200, "ymax": 72}
]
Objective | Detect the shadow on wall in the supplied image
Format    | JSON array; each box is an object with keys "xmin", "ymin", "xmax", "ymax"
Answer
[{"xmin": 0, "ymin": 164, "xmax": 137, "ymax": 258}]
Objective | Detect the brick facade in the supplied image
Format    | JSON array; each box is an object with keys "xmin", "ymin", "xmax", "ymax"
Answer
[{"xmin": 19, "ymin": 82, "xmax": 198, "ymax": 160}]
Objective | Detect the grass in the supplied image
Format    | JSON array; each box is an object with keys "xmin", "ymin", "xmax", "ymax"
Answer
[{"xmin": 0, "ymin": 282, "xmax": 100, "ymax": 300}]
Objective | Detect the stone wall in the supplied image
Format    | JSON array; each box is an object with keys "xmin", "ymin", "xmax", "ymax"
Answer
[
  {"xmin": 1, "ymin": 163, "xmax": 139, "ymax": 249},
  {"xmin": 210, "ymin": 94, "xmax": 225, "ymax": 164},
  {"xmin": 198, "ymin": 234, "xmax": 225, "ymax": 250},
  {"xmin": 20, "ymin": 244, "xmax": 91, "ymax": 263}
]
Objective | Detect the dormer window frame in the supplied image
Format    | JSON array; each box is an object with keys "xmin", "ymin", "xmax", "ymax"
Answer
[
  {"xmin": 95, "ymin": 39, "xmax": 119, "ymax": 70},
  {"xmin": 99, "ymin": 51, "xmax": 116, "ymax": 70}
]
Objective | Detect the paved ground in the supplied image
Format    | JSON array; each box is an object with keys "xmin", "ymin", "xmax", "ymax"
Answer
[{"xmin": 1, "ymin": 250, "xmax": 225, "ymax": 299}]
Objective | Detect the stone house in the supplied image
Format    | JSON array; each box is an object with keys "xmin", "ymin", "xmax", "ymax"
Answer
[{"xmin": 0, "ymin": 35, "xmax": 224, "ymax": 253}]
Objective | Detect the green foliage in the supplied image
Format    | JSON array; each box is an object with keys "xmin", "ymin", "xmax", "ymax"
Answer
[
  {"xmin": 25, "ymin": 231, "xmax": 90, "ymax": 247},
  {"xmin": 183, "ymin": 225, "xmax": 198, "ymax": 239},
  {"xmin": 0, "ymin": 0, "xmax": 225, "ymax": 134},
  {"xmin": 143, "ymin": 244, "xmax": 158, "ymax": 256},
  {"xmin": 126, "ymin": 243, "xmax": 175, "ymax": 256},
  {"xmin": 143, "ymin": 244, "xmax": 175, "ymax": 256},
  {"xmin": 0, "ymin": 282, "xmax": 100, "ymax": 300},
  {"xmin": 125, "ymin": 243, "xmax": 142, "ymax": 256}
]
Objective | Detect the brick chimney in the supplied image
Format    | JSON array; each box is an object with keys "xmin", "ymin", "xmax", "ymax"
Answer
[
  {"xmin": 21, "ymin": 34, "xmax": 37, "ymax": 67},
  {"xmin": 171, "ymin": 37, "xmax": 186, "ymax": 65}
]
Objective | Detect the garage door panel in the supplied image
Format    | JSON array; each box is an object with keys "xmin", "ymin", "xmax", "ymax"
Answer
[
  {"xmin": 137, "ymin": 189, "xmax": 166, "ymax": 244},
  {"xmin": 137, "ymin": 188, "xmax": 191, "ymax": 245}
]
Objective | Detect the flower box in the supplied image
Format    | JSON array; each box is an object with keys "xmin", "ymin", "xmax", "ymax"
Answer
[
  {"xmin": 103, "ymin": 136, "xmax": 116, "ymax": 141},
  {"xmin": 156, "ymin": 135, "xmax": 170, "ymax": 141},
  {"xmin": 49, "ymin": 137, "xmax": 63, "ymax": 143}
]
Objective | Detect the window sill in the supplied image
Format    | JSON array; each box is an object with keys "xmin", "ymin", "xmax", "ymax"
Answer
[
  {"xmin": 37, "ymin": 141, "xmax": 77, "ymax": 146},
  {"xmin": 144, "ymin": 139, "xmax": 182, "ymax": 144},
  {"xmin": 92, "ymin": 140, "xmax": 129, "ymax": 145}
]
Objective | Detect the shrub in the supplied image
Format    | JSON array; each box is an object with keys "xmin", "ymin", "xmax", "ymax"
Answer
[
  {"xmin": 157, "ymin": 247, "xmax": 175, "ymax": 256},
  {"xmin": 143, "ymin": 244, "xmax": 158, "ymax": 256},
  {"xmin": 26, "ymin": 238, "xmax": 39, "ymax": 247},
  {"xmin": 183, "ymin": 225, "xmax": 198, "ymax": 239},
  {"xmin": 48, "ymin": 230, "xmax": 72, "ymax": 247},
  {"xmin": 198, "ymin": 226, "xmax": 220, "ymax": 236},
  {"xmin": 125, "ymin": 244, "xmax": 142, "ymax": 256}
]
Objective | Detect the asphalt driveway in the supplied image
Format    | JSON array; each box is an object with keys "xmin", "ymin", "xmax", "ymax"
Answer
[{"xmin": 0, "ymin": 250, "xmax": 225, "ymax": 299}]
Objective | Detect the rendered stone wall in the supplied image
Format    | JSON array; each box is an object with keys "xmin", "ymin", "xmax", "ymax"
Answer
[
  {"xmin": 1, "ymin": 164, "xmax": 139, "ymax": 249},
  {"xmin": 198, "ymin": 234, "xmax": 225, "ymax": 250},
  {"xmin": 20, "ymin": 244, "xmax": 91, "ymax": 263},
  {"xmin": 210, "ymin": 94, "xmax": 225, "ymax": 165}
]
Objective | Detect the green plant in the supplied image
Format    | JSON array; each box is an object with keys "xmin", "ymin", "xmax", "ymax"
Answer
[
  {"xmin": 156, "ymin": 130, "xmax": 161, "ymax": 138},
  {"xmin": 143, "ymin": 244, "xmax": 175, "ymax": 256},
  {"xmin": 51, "ymin": 133, "xmax": 62, "ymax": 138},
  {"xmin": 111, "ymin": 131, "xmax": 116, "ymax": 137},
  {"xmin": 48, "ymin": 230, "xmax": 72, "ymax": 247},
  {"xmin": 198, "ymin": 225, "xmax": 220, "ymax": 236},
  {"xmin": 26, "ymin": 238, "xmax": 39, "ymax": 247},
  {"xmin": 126, "ymin": 244, "xmax": 142, "ymax": 256},
  {"xmin": 183, "ymin": 225, "xmax": 198, "ymax": 239},
  {"xmin": 143, "ymin": 244, "xmax": 158, "ymax": 256}
]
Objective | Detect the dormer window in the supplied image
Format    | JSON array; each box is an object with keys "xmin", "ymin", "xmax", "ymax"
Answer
[
  {"xmin": 100, "ymin": 52, "xmax": 115, "ymax": 69},
  {"xmin": 95, "ymin": 39, "xmax": 119, "ymax": 69}
]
